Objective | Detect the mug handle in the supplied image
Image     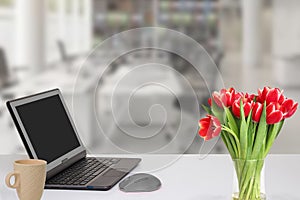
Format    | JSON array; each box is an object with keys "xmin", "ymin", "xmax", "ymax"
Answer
[{"xmin": 5, "ymin": 172, "xmax": 20, "ymax": 189}]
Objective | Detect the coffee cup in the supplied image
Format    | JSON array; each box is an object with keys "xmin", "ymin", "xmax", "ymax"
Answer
[{"xmin": 5, "ymin": 159, "xmax": 47, "ymax": 200}]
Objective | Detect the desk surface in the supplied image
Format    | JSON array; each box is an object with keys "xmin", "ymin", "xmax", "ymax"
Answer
[{"xmin": 0, "ymin": 154, "xmax": 299, "ymax": 200}]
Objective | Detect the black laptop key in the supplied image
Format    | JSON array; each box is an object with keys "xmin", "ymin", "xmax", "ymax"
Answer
[{"xmin": 46, "ymin": 158, "xmax": 119, "ymax": 186}]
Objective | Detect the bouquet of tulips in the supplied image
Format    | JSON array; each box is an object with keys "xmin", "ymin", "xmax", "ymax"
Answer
[{"xmin": 198, "ymin": 87, "xmax": 298, "ymax": 200}]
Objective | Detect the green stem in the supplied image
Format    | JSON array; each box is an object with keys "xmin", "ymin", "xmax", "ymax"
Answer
[
  {"xmin": 264, "ymin": 122, "xmax": 283, "ymax": 157},
  {"xmin": 234, "ymin": 160, "xmax": 264, "ymax": 200},
  {"xmin": 222, "ymin": 132, "xmax": 237, "ymax": 159},
  {"xmin": 222, "ymin": 125, "xmax": 241, "ymax": 157},
  {"xmin": 251, "ymin": 102, "xmax": 267, "ymax": 159},
  {"xmin": 245, "ymin": 174, "xmax": 255, "ymax": 200}
]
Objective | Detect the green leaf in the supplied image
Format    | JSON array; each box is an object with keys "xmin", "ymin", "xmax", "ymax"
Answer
[
  {"xmin": 240, "ymin": 100, "xmax": 248, "ymax": 159},
  {"xmin": 264, "ymin": 121, "xmax": 284, "ymax": 157},
  {"xmin": 227, "ymin": 134, "xmax": 239, "ymax": 159},
  {"xmin": 245, "ymin": 109, "xmax": 254, "ymax": 159},
  {"xmin": 251, "ymin": 102, "xmax": 267, "ymax": 159},
  {"xmin": 211, "ymin": 99, "xmax": 225, "ymax": 124},
  {"xmin": 259, "ymin": 134, "xmax": 266, "ymax": 159},
  {"xmin": 201, "ymin": 104, "xmax": 212, "ymax": 115},
  {"xmin": 221, "ymin": 132, "xmax": 237, "ymax": 159},
  {"xmin": 266, "ymin": 125, "xmax": 273, "ymax": 145},
  {"xmin": 246, "ymin": 109, "xmax": 253, "ymax": 128},
  {"xmin": 275, "ymin": 119, "xmax": 285, "ymax": 138},
  {"xmin": 251, "ymin": 123, "xmax": 257, "ymax": 147},
  {"xmin": 221, "ymin": 133, "xmax": 230, "ymax": 151},
  {"xmin": 221, "ymin": 125, "xmax": 240, "ymax": 157},
  {"xmin": 247, "ymin": 121, "xmax": 254, "ymax": 157},
  {"xmin": 224, "ymin": 107, "xmax": 239, "ymax": 137}
]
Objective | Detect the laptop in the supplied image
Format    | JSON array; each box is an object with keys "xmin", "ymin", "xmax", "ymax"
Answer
[{"xmin": 6, "ymin": 88, "xmax": 141, "ymax": 190}]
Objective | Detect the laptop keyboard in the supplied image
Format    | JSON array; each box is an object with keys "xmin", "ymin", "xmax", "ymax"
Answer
[{"xmin": 47, "ymin": 157, "xmax": 120, "ymax": 186}]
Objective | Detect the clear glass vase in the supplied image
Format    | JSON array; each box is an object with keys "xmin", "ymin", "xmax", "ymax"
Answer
[{"xmin": 232, "ymin": 159, "xmax": 266, "ymax": 200}]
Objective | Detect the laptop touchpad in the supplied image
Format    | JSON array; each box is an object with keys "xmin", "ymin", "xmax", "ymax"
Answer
[
  {"xmin": 104, "ymin": 168, "xmax": 127, "ymax": 177},
  {"xmin": 89, "ymin": 168, "xmax": 128, "ymax": 188}
]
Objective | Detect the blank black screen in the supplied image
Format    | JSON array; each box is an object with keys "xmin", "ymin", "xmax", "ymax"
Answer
[{"xmin": 16, "ymin": 95, "xmax": 80, "ymax": 163}]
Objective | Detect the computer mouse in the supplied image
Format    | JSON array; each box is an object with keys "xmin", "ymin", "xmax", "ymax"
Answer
[{"xmin": 119, "ymin": 173, "xmax": 161, "ymax": 192}]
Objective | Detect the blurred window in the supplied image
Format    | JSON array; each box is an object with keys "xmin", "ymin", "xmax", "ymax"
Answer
[
  {"xmin": 0, "ymin": 0, "xmax": 14, "ymax": 8},
  {"xmin": 46, "ymin": 0, "xmax": 91, "ymax": 63},
  {"xmin": 66, "ymin": 0, "xmax": 72, "ymax": 14},
  {"xmin": 0, "ymin": 0, "xmax": 15, "ymax": 67},
  {"xmin": 79, "ymin": 0, "xmax": 84, "ymax": 16},
  {"xmin": 48, "ymin": 0, "xmax": 58, "ymax": 13}
]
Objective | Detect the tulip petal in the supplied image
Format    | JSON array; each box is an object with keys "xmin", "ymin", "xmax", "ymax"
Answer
[
  {"xmin": 208, "ymin": 98, "xmax": 212, "ymax": 106},
  {"xmin": 243, "ymin": 103, "xmax": 252, "ymax": 117},
  {"xmin": 285, "ymin": 102, "xmax": 298, "ymax": 118},
  {"xmin": 199, "ymin": 121, "xmax": 209, "ymax": 128},
  {"xmin": 252, "ymin": 102, "xmax": 263, "ymax": 122},
  {"xmin": 204, "ymin": 134, "xmax": 212, "ymax": 141},
  {"xmin": 266, "ymin": 88, "xmax": 280, "ymax": 104},
  {"xmin": 257, "ymin": 87, "xmax": 270, "ymax": 103},
  {"xmin": 213, "ymin": 92, "xmax": 223, "ymax": 108},
  {"xmin": 266, "ymin": 103, "xmax": 275, "ymax": 114},
  {"xmin": 267, "ymin": 110, "xmax": 283, "ymax": 124},
  {"xmin": 278, "ymin": 93, "xmax": 285, "ymax": 104},
  {"xmin": 199, "ymin": 128, "xmax": 208, "ymax": 137},
  {"xmin": 282, "ymin": 99, "xmax": 293, "ymax": 110},
  {"xmin": 232, "ymin": 101, "xmax": 241, "ymax": 118},
  {"xmin": 213, "ymin": 126, "xmax": 221, "ymax": 137}
]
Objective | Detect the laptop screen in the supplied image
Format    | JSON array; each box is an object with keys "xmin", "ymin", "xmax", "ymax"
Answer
[{"xmin": 15, "ymin": 94, "xmax": 81, "ymax": 163}]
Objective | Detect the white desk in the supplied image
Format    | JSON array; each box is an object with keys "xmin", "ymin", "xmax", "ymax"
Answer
[{"xmin": 0, "ymin": 154, "xmax": 299, "ymax": 200}]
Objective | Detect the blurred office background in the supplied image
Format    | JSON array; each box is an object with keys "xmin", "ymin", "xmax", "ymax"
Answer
[{"xmin": 0, "ymin": 0, "xmax": 299, "ymax": 155}]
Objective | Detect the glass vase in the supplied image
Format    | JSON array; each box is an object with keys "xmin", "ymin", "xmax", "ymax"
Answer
[{"xmin": 232, "ymin": 159, "xmax": 266, "ymax": 200}]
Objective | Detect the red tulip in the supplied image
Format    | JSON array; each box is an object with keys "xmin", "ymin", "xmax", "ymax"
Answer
[
  {"xmin": 232, "ymin": 93, "xmax": 254, "ymax": 118},
  {"xmin": 212, "ymin": 87, "xmax": 236, "ymax": 108},
  {"xmin": 212, "ymin": 91, "xmax": 223, "ymax": 107},
  {"xmin": 208, "ymin": 98, "xmax": 212, "ymax": 106},
  {"xmin": 257, "ymin": 87, "xmax": 270, "ymax": 103},
  {"xmin": 255, "ymin": 87, "xmax": 298, "ymax": 122},
  {"xmin": 280, "ymin": 99, "xmax": 298, "ymax": 118},
  {"xmin": 257, "ymin": 87, "xmax": 284, "ymax": 104},
  {"xmin": 232, "ymin": 101, "xmax": 252, "ymax": 118},
  {"xmin": 199, "ymin": 115, "xmax": 221, "ymax": 141},
  {"xmin": 252, "ymin": 102, "xmax": 263, "ymax": 122},
  {"xmin": 266, "ymin": 103, "xmax": 283, "ymax": 124},
  {"xmin": 252, "ymin": 102, "xmax": 284, "ymax": 124},
  {"xmin": 266, "ymin": 88, "xmax": 284, "ymax": 104},
  {"xmin": 252, "ymin": 102, "xmax": 298, "ymax": 124}
]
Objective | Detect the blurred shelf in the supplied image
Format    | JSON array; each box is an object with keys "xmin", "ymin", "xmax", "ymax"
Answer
[{"xmin": 160, "ymin": 1, "xmax": 220, "ymax": 11}]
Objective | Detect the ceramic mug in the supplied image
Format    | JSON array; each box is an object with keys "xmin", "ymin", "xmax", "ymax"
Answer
[{"xmin": 5, "ymin": 159, "xmax": 47, "ymax": 200}]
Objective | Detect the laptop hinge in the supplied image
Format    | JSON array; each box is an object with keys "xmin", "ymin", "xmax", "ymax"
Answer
[{"xmin": 46, "ymin": 149, "xmax": 86, "ymax": 179}]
